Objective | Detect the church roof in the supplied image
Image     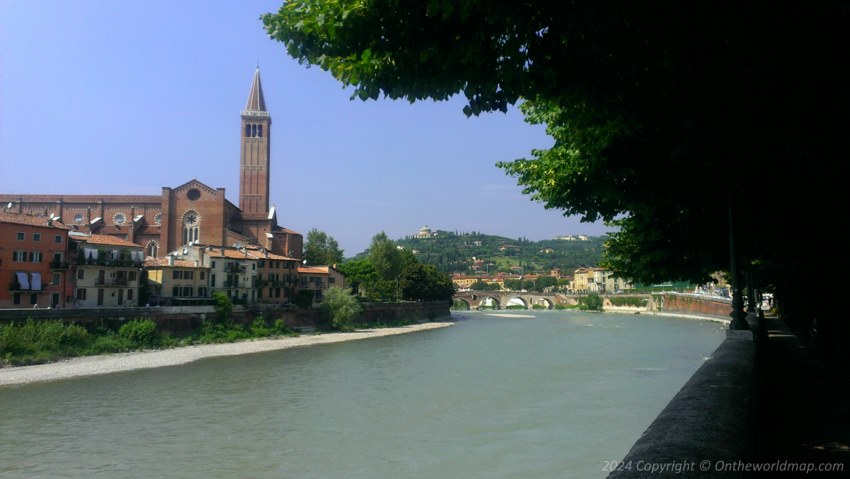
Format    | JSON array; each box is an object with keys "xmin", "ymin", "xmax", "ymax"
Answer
[{"xmin": 244, "ymin": 68, "xmax": 267, "ymax": 112}]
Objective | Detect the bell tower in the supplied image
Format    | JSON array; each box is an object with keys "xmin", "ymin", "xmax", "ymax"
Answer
[{"xmin": 239, "ymin": 68, "xmax": 271, "ymax": 217}]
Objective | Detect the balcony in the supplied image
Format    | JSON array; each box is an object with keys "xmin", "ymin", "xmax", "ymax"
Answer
[
  {"xmin": 8, "ymin": 281, "xmax": 44, "ymax": 293},
  {"xmin": 94, "ymin": 278, "xmax": 132, "ymax": 287},
  {"xmin": 224, "ymin": 264, "xmax": 246, "ymax": 274},
  {"xmin": 49, "ymin": 260, "xmax": 70, "ymax": 270}
]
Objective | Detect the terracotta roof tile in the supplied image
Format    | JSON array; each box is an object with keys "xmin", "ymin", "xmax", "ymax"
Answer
[
  {"xmin": 298, "ymin": 266, "xmax": 328, "ymax": 274},
  {"xmin": 77, "ymin": 234, "xmax": 141, "ymax": 248},
  {"xmin": 0, "ymin": 211, "xmax": 70, "ymax": 229}
]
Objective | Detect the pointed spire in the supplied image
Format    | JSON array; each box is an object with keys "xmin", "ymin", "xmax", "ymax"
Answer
[{"xmin": 245, "ymin": 68, "xmax": 267, "ymax": 112}]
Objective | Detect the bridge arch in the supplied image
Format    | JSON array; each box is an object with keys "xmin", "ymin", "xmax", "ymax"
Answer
[
  {"xmin": 452, "ymin": 298, "xmax": 471, "ymax": 310},
  {"xmin": 478, "ymin": 296, "xmax": 501, "ymax": 310},
  {"xmin": 531, "ymin": 297, "xmax": 554, "ymax": 310},
  {"xmin": 505, "ymin": 296, "xmax": 528, "ymax": 309}
]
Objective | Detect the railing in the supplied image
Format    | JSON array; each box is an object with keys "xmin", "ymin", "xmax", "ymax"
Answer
[
  {"xmin": 8, "ymin": 282, "xmax": 45, "ymax": 292},
  {"xmin": 94, "ymin": 278, "xmax": 132, "ymax": 287},
  {"xmin": 224, "ymin": 264, "xmax": 245, "ymax": 274},
  {"xmin": 79, "ymin": 258, "xmax": 143, "ymax": 268},
  {"xmin": 49, "ymin": 260, "xmax": 70, "ymax": 269}
]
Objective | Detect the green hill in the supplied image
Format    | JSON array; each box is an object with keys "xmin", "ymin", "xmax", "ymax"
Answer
[{"xmin": 387, "ymin": 230, "xmax": 606, "ymax": 275}]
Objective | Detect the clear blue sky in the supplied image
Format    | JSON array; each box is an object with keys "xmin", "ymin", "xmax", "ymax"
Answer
[{"xmin": 0, "ymin": 0, "xmax": 610, "ymax": 256}]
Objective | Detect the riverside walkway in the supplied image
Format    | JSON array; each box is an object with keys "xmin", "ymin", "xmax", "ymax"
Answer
[{"xmin": 755, "ymin": 314, "xmax": 850, "ymax": 476}]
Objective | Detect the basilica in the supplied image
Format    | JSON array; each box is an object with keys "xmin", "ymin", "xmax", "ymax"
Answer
[{"xmin": 0, "ymin": 69, "xmax": 302, "ymax": 260}]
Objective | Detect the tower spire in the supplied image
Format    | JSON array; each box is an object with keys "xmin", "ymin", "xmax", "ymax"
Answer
[{"xmin": 244, "ymin": 67, "xmax": 267, "ymax": 112}]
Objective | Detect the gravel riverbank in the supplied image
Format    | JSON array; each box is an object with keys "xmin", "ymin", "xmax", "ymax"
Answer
[{"xmin": 0, "ymin": 322, "xmax": 455, "ymax": 387}]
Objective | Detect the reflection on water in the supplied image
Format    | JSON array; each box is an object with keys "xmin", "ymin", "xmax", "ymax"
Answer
[{"xmin": 0, "ymin": 312, "xmax": 724, "ymax": 479}]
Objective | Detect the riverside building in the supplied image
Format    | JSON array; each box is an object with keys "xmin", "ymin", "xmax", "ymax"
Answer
[{"xmin": 0, "ymin": 68, "xmax": 302, "ymax": 263}]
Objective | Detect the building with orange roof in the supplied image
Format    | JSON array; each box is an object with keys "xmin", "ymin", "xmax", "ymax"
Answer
[
  {"xmin": 0, "ymin": 211, "xmax": 71, "ymax": 308},
  {"xmin": 297, "ymin": 265, "xmax": 345, "ymax": 303},
  {"xmin": 70, "ymin": 233, "xmax": 144, "ymax": 307},
  {"xmin": 144, "ymin": 256, "xmax": 211, "ymax": 305},
  {"xmin": 253, "ymin": 249, "xmax": 300, "ymax": 304},
  {"xmin": 0, "ymin": 68, "xmax": 302, "ymax": 262}
]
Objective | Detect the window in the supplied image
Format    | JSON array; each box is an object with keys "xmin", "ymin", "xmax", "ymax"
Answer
[
  {"xmin": 184, "ymin": 271, "xmax": 193, "ymax": 280},
  {"xmin": 182, "ymin": 210, "xmax": 200, "ymax": 244},
  {"xmin": 16, "ymin": 232, "xmax": 24, "ymax": 240},
  {"xmin": 74, "ymin": 213, "xmax": 83, "ymax": 223},
  {"xmin": 13, "ymin": 251, "xmax": 26, "ymax": 262},
  {"xmin": 76, "ymin": 289, "xmax": 87, "ymax": 300},
  {"xmin": 30, "ymin": 252, "xmax": 42, "ymax": 263},
  {"xmin": 127, "ymin": 289, "xmax": 134, "ymax": 301},
  {"xmin": 53, "ymin": 252, "xmax": 62, "ymax": 264},
  {"xmin": 200, "ymin": 271, "xmax": 205, "ymax": 280},
  {"xmin": 258, "ymin": 260, "xmax": 265, "ymax": 268},
  {"xmin": 172, "ymin": 286, "xmax": 180, "ymax": 297},
  {"xmin": 329, "ymin": 277, "xmax": 335, "ymax": 284},
  {"xmin": 13, "ymin": 293, "xmax": 21, "ymax": 305},
  {"xmin": 128, "ymin": 271, "xmax": 136, "ymax": 281},
  {"xmin": 78, "ymin": 269, "xmax": 85, "ymax": 280},
  {"xmin": 173, "ymin": 270, "xmax": 181, "ymax": 280},
  {"xmin": 252, "ymin": 263, "xmax": 256, "ymax": 271},
  {"xmin": 30, "ymin": 294, "xmax": 38, "ymax": 305},
  {"xmin": 187, "ymin": 189, "xmax": 201, "ymax": 201},
  {"xmin": 183, "ymin": 286, "xmax": 193, "ymax": 297},
  {"xmin": 211, "ymin": 274, "xmax": 216, "ymax": 287},
  {"xmin": 198, "ymin": 287, "xmax": 207, "ymax": 297},
  {"xmin": 33, "ymin": 233, "xmax": 41, "ymax": 242},
  {"xmin": 52, "ymin": 273, "xmax": 61, "ymax": 285},
  {"xmin": 55, "ymin": 235, "xmax": 63, "ymax": 244}
]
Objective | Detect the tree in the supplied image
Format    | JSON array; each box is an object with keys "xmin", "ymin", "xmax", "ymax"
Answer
[
  {"xmin": 337, "ymin": 259, "xmax": 377, "ymax": 297},
  {"xmin": 265, "ymin": 2, "xmax": 850, "ymax": 356},
  {"xmin": 399, "ymin": 263, "xmax": 455, "ymax": 301},
  {"xmin": 321, "ymin": 287, "xmax": 363, "ymax": 331},
  {"xmin": 534, "ymin": 276, "xmax": 557, "ymax": 293},
  {"xmin": 368, "ymin": 231, "xmax": 402, "ymax": 281},
  {"xmin": 580, "ymin": 293, "xmax": 603, "ymax": 312},
  {"xmin": 503, "ymin": 279, "xmax": 524, "ymax": 292},
  {"xmin": 212, "ymin": 292, "xmax": 232, "ymax": 326},
  {"xmin": 264, "ymin": 2, "xmax": 848, "ymax": 280},
  {"xmin": 304, "ymin": 228, "xmax": 344, "ymax": 266}
]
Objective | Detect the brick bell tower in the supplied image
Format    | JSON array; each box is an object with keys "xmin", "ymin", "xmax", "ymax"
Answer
[{"xmin": 239, "ymin": 68, "xmax": 271, "ymax": 218}]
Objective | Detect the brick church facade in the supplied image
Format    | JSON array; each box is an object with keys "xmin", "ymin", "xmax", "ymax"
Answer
[{"xmin": 0, "ymin": 69, "xmax": 302, "ymax": 261}]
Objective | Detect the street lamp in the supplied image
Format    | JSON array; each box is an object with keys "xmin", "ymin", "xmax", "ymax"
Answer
[{"xmin": 728, "ymin": 200, "xmax": 749, "ymax": 330}]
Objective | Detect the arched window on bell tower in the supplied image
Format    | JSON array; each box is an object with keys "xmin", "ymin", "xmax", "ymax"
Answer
[
  {"xmin": 245, "ymin": 124, "xmax": 251, "ymax": 137},
  {"xmin": 258, "ymin": 125, "xmax": 263, "ymax": 138}
]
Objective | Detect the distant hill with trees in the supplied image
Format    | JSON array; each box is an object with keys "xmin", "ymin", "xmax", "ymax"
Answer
[{"xmin": 358, "ymin": 230, "xmax": 607, "ymax": 275}]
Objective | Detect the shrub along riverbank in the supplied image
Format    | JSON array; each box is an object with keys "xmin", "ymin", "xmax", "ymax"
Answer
[
  {"xmin": 0, "ymin": 316, "xmax": 300, "ymax": 367},
  {"xmin": 1, "ymin": 289, "xmax": 438, "ymax": 367}
]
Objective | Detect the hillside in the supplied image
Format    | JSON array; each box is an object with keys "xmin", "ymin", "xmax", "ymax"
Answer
[{"xmin": 390, "ymin": 230, "xmax": 606, "ymax": 275}]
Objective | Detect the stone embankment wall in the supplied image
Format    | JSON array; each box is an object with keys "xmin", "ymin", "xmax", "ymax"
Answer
[
  {"xmin": 0, "ymin": 301, "xmax": 452, "ymax": 333},
  {"xmin": 656, "ymin": 293, "xmax": 732, "ymax": 319}
]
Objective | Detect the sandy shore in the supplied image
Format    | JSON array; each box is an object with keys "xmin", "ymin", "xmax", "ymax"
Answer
[{"xmin": 0, "ymin": 322, "xmax": 454, "ymax": 387}]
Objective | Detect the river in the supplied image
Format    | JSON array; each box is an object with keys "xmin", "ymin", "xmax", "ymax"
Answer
[{"xmin": 0, "ymin": 311, "xmax": 725, "ymax": 478}]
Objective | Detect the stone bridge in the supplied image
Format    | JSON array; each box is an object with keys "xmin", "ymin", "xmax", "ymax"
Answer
[
  {"xmin": 453, "ymin": 291, "xmax": 655, "ymax": 311},
  {"xmin": 453, "ymin": 291, "xmax": 576, "ymax": 310}
]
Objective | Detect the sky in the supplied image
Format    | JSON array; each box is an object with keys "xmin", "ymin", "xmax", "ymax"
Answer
[{"xmin": 0, "ymin": 0, "xmax": 610, "ymax": 256}]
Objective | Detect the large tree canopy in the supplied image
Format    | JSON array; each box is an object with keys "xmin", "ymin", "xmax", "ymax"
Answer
[
  {"xmin": 303, "ymin": 228, "xmax": 344, "ymax": 266},
  {"xmin": 264, "ymin": 1, "xmax": 849, "ymax": 289}
]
